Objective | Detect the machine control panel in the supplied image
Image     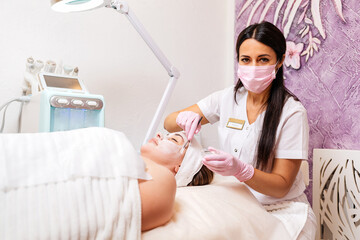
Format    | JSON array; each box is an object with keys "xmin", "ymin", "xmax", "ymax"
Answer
[{"xmin": 50, "ymin": 96, "xmax": 103, "ymax": 110}]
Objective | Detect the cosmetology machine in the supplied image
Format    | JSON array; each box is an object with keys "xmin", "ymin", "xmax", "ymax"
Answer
[{"xmin": 20, "ymin": 59, "xmax": 104, "ymax": 133}]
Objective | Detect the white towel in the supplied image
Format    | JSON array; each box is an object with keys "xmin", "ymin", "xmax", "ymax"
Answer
[
  {"xmin": 0, "ymin": 177, "xmax": 142, "ymax": 240},
  {"xmin": 0, "ymin": 127, "xmax": 150, "ymax": 239},
  {"xmin": 0, "ymin": 127, "xmax": 150, "ymax": 190},
  {"xmin": 175, "ymin": 134, "xmax": 204, "ymax": 187}
]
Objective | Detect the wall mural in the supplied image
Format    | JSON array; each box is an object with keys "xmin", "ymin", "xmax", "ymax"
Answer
[{"xmin": 235, "ymin": 0, "xmax": 360, "ymax": 204}]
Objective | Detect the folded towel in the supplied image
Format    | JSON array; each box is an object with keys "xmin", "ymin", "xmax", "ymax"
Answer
[
  {"xmin": 0, "ymin": 127, "xmax": 149, "ymax": 240},
  {"xmin": 175, "ymin": 134, "xmax": 204, "ymax": 187},
  {"xmin": 0, "ymin": 177, "xmax": 142, "ymax": 240},
  {"xmin": 0, "ymin": 127, "xmax": 150, "ymax": 191}
]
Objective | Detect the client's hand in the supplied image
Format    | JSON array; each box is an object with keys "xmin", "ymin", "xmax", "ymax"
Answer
[
  {"xmin": 202, "ymin": 147, "xmax": 254, "ymax": 182},
  {"xmin": 176, "ymin": 111, "xmax": 202, "ymax": 140}
]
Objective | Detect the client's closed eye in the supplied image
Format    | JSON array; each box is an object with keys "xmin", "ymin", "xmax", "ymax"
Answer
[{"xmin": 166, "ymin": 133, "xmax": 185, "ymax": 146}]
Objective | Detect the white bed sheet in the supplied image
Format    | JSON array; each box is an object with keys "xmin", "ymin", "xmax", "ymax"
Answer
[{"xmin": 142, "ymin": 174, "xmax": 291, "ymax": 240}]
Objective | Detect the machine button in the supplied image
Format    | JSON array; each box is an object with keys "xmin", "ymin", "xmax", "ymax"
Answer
[
  {"xmin": 57, "ymin": 98, "xmax": 69, "ymax": 105},
  {"xmin": 87, "ymin": 101, "xmax": 98, "ymax": 107},
  {"xmin": 72, "ymin": 99, "xmax": 84, "ymax": 106}
]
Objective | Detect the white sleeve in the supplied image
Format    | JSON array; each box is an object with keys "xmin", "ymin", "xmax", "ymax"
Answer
[
  {"xmin": 275, "ymin": 102, "xmax": 309, "ymax": 160},
  {"xmin": 197, "ymin": 88, "xmax": 227, "ymax": 124}
]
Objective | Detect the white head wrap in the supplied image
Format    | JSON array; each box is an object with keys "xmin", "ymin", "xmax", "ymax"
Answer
[{"xmin": 175, "ymin": 134, "xmax": 204, "ymax": 187}]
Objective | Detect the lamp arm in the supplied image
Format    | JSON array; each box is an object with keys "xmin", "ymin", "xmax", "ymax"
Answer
[
  {"xmin": 142, "ymin": 76, "xmax": 178, "ymax": 145},
  {"xmin": 107, "ymin": 0, "xmax": 180, "ymax": 145},
  {"xmin": 108, "ymin": 0, "xmax": 180, "ymax": 78}
]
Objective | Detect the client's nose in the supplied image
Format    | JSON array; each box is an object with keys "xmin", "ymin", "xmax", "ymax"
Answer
[{"xmin": 156, "ymin": 132, "xmax": 163, "ymax": 140}]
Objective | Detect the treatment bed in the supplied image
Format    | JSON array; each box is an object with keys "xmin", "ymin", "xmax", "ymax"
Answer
[
  {"xmin": 0, "ymin": 128, "xmax": 294, "ymax": 239},
  {"xmin": 142, "ymin": 174, "xmax": 291, "ymax": 239}
]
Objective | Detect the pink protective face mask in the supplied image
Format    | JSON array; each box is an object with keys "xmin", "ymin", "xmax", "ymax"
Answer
[{"xmin": 237, "ymin": 63, "xmax": 277, "ymax": 94}]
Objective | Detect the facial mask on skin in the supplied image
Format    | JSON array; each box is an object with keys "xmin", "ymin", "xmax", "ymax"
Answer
[
  {"xmin": 157, "ymin": 132, "xmax": 187, "ymax": 157},
  {"xmin": 157, "ymin": 139, "xmax": 182, "ymax": 156}
]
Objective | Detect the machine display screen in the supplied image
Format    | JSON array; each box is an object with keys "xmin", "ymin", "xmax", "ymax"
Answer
[{"xmin": 43, "ymin": 75, "xmax": 83, "ymax": 90}]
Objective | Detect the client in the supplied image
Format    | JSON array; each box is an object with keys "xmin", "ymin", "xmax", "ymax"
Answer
[
  {"xmin": 139, "ymin": 131, "xmax": 213, "ymax": 231},
  {"xmin": 0, "ymin": 127, "xmax": 212, "ymax": 239}
]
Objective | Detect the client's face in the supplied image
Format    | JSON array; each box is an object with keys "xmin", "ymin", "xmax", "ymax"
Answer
[{"xmin": 140, "ymin": 132, "xmax": 188, "ymax": 174}]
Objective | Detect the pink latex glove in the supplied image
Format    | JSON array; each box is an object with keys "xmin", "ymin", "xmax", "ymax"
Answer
[
  {"xmin": 176, "ymin": 111, "xmax": 202, "ymax": 140},
  {"xmin": 202, "ymin": 147, "xmax": 254, "ymax": 182}
]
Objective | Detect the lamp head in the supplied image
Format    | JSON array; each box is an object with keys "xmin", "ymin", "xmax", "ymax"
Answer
[{"xmin": 51, "ymin": 0, "xmax": 110, "ymax": 12}]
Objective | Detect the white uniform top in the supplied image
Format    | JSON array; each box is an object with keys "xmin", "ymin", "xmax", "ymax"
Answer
[{"xmin": 197, "ymin": 86, "xmax": 309, "ymax": 204}]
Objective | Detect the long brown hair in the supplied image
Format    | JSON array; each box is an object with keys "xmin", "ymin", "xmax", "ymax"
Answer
[
  {"xmin": 187, "ymin": 165, "xmax": 214, "ymax": 186},
  {"xmin": 235, "ymin": 21, "xmax": 298, "ymax": 170}
]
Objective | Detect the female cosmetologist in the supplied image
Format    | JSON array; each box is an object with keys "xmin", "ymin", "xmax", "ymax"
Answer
[{"xmin": 164, "ymin": 21, "xmax": 316, "ymax": 239}]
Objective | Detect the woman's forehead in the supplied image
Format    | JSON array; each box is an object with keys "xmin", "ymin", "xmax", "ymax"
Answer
[{"xmin": 239, "ymin": 39, "xmax": 276, "ymax": 56}]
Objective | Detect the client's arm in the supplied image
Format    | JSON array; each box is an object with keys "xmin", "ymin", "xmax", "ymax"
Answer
[{"xmin": 138, "ymin": 158, "xmax": 177, "ymax": 231}]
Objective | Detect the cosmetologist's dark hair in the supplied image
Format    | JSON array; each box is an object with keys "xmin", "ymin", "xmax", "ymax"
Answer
[{"xmin": 234, "ymin": 21, "xmax": 298, "ymax": 170}]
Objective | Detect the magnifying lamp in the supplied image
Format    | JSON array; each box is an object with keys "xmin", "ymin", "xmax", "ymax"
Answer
[{"xmin": 51, "ymin": 0, "xmax": 180, "ymax": 145}]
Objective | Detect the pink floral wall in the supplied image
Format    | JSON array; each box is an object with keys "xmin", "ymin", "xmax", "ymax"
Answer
[{"xmin": 235, "ymin": 0, "xmax": 360, "ymax": 203}]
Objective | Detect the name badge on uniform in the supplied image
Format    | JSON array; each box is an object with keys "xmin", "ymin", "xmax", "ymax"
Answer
[{"xmin": 226, "ymin": 118, "xmax": 245, "ymax": 130}]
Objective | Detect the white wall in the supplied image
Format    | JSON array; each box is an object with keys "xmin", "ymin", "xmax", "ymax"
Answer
[{"xmin": 0, "ymin": 0, "xmax": 234, "ymax": 150}]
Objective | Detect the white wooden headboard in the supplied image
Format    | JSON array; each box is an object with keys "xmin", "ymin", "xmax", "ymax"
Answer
[{"xmin": 312, "ymin": 149, "xmax": 360, "ymax": 240}]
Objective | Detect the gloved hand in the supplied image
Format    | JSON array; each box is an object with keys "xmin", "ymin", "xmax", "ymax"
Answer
[
  {"xmin": 176, "ymin": 111, "xmax": 202, "ymax": 140},
  {"xmin": 202, "ymin": 147, "xmax": 254, "ymax": 182}
]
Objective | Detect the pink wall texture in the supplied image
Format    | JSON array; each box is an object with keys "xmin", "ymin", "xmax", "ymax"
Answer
[{"xmin": 235, "ymin": 0, "xmax": 360, "ymax": 203}]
